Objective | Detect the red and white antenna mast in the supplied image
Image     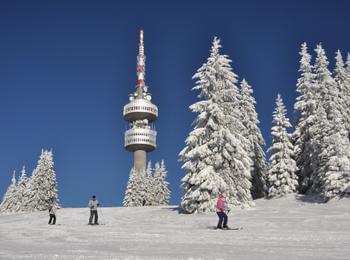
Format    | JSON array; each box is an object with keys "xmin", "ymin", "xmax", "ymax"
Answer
[{"xmin": 137, "ymin": 29, "xmax": 145, "ymax": 88}]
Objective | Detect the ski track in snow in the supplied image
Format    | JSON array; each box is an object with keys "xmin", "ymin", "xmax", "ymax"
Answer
[{"xmin": 0, "ymin": 195, "xmax": 349, "ymax": 260}]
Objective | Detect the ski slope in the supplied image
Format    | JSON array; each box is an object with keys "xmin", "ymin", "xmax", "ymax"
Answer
[{"xmin": 0, "ymin": 195, "xmax": 349, "ymax": 260}]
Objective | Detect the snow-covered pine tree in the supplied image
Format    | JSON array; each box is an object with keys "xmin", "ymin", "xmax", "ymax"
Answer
[
  {"xmin": 334, "ymin": 50, "xmax": 350, "ymax": 135},
  {"xmin": 123, "ymin": 167, "xmax": 145, "ymax": 207},
  {"xmin": 146, "ymin": 161, "xmax": 152, "ymax": 176},
  {"xmin": 318, "ymin": 141, "xmax": 350, "ymax": 200},
  {"xmin": 314, "ymin": 44, "xmax": 343, "ymax": 126},
  {"xmin": 24, "ymin": 149, "xmax": 58, "ymax": 211},
  {"xmin": 180, "ymin": 165, "xmax": 227, "ymax": 213},
  {"xmin": 310, "ymin": 106, "xmax": 350, "ymax": 200},
  {"xmin": 14, "ymin": 166, "xmax": 29, "ymax": 212},
  {"xmin": 153, "ymin": 160, "xmax": 170, "ymax": 205},
  {"xmin": 153, "ymin": 162, "xmax": 161, "ymax": 205},
  {"xmin": 145, "ymin": 161, "xmax": 156, "ymax": 206},
  {"xmin": 308, "ymin": 44, "xmax": 350, "ymax": 197},
  {"xmin": 179, "ymin": 37, "xmax": 252, "ymax": 213},
  {"xmin": 159, "ymin": 160, "xmax": 170, "ymax": 205},
  {"xmin": 0, "ymin": 171, "xmax": 18, "ymax": 213},
  {"xmin": 267, "ymin": 94, "xmax": 298, "ymax": 198},
  {"xmin": 292, "ymin": 43, "xmax": 318, "ymax": 193},
  {"xmin": 346, "ymin": 53, "xmax": 350, "ymax": 85},
  {"xmin": 346, "ymin": 53, "xmax": 350, "ymax": 136},
  {"xmin": 240, "ymin": 79, "xmax": 267, "ymax": 199},
  {"xmin": 306, "ymin": 47, "xmax": 350, "ymax": 199}
]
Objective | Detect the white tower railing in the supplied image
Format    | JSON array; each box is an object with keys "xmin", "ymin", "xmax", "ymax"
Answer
[
  {"xmin": 124, "ymin": 128, "xmax": 157, "ymax": 151},
  {"xmin": 123, "ymin": 99, "xmax": 158, "ymax": 122}
]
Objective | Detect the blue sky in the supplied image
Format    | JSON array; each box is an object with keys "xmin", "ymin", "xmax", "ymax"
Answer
[{"xmin": 1, "ymin": 0, "xmax": 349, "ymax": 207}]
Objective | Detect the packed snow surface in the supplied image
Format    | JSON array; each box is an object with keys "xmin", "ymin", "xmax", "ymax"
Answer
[{"xmin": 0, "ymin": 195, "xmax": 349, "ymax": 260}]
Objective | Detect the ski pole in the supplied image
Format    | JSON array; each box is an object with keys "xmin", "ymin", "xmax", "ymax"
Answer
[{"xmin": 98, "ymin": 207, "xmax": 105, "ymax": 225}]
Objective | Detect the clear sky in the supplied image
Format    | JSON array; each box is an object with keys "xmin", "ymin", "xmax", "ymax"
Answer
[{"xmin": 0, "ymin": 0, "xmax": 349, "ymax": 207}]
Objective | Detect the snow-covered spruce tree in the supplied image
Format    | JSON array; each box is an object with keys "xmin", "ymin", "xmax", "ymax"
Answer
[
  {"xmin": 267, "ymin": 94, "xmax": 298, "ymax": 198},
  {"xmin": 123, "ymin": 168, "xmax": 145, "ymax": 207},
  {"xmin": 24, "ymin": 150, "xmax": 58, "ymax": 211},
  {"xmin": 159, "ymin": 160, "xmax": 170, "ymax": 205},
  {"xmin": 240, "ymin": 79, "xmax": 267, "ymax": 199},
  {"xmin": 14, "ymin": 166, "xmax": 29, "ymax": 212},
  {"xmin": 314, "ymin": 44, "xmax": 344, "ymax": 127},
  {"xmin": 346, "ymin": 52, "xmax": 350, "ymax": 133},
  {"xmin": 319, "ymin": 141, "xmax": 350, "ymax": 200},
  {"xmin": 292, "ymin": 43, "xmax": 318, "ymax": 193},
  {"xmin": 334, "ymin": 50, "xmax": 350, "ymax": 135},
  {"xmin": 153, "ymin": 162, "xmax": 161, "ymax": 204},
  {"xmin": 346, "ymin": 53, "xmax": 350, "ymax": 86},
  {"xmin": 0, "ymin": 171, "xmax": 18, "ymax": 213},
  {"xmin": 310, "ymin": 106, "xmax": 350, "ymax": 200},
  {"xmin": 346, "ymin": 53, "xmax": 350, "ymax": 134},
  {"xmin": 145, "ymin": 161, "xmax": 156, "ymax": 206},
  {"xmin": 346, "ymin": 53, "xmax": 350, "ymax": 88},
  {"xmin": 179, "ymin": 37, "xmax": 252, "ymax": 213},
  {"xmin": 308, "ymin": 44, "xmax": 350, "ymax": 197},
  {"xmin": 153, "ymin": 160, "xmax": 170, "ymax": 205}
]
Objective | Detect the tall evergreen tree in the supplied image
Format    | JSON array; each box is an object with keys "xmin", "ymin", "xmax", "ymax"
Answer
[
  {"xmin": 293, "ymin": 42, "xmax": 318, "ymax": 193},
  {"xmin": 334, "ymin": 50, "xmax": 350, "ymax": 135},
  {"xmin": 0, "ymin": 171, "xmax": 18, "ymax": 213},
  {"xmin": 240, "ymin": 79, "xmax": 267, "ymax": 199},
  {"xmin": 267, "ymin": 95, "xmax": 298, "ymax": 198},
  {"xmin": 145, "ymin": 161, "xmax": 156, "ymax": 205},
  {"xmin": 314, "ymin": 44, "xmax": 343, "ymax": 125},
  {"xmin": 345, "ymin": 53, "xmax": 350, "ymax": 95},
  {"xmin": 14, "ymin": 166, "xmax": 29, "ymax": 212},
  {"xmin": 179, "ymin": 37, "xmax": 252, "ymax": 213},
  {"xmin": 346, "ymin": 53, "xmax": 350, "ymax": 81},
  {"xmin": 153, "ymin": 160, "xmax": 170, "ymax": 205},
  {"xmin": 123, "ymin": 168, "xmax": 145, "ymax": 207},
  {"xmin": 346, "ymin": 53, "xmax": 350, "ymax": 139},
  {"xmin": 308, "ymin": 44, "xmax": 350, "ymax": 197},
  {"xmin": 310, "ymin": 106, "xmax": 350, "ymax": 200},
  {"xmin": 24, "ymin": 150, "xmax": 58, "ymax": 211}
]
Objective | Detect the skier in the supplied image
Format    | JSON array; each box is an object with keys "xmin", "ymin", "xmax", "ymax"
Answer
[
  {"xmin": 48, "ymin": 203, "xmax": 58, "ymax": 225},
  {"xmin": 216, "ymin": 193, "xmax": 230, "ymax": 230},
  {"xmin": 88, "ymin": 195, "xmax": 100, "ymax": 225}
]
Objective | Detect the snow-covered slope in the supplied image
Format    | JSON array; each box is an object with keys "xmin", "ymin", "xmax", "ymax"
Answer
[{"xmin": 0, "ymin": 195, "xmax": 349, "ymax": 260}]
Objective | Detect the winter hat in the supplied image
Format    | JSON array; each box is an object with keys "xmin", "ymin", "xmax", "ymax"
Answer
[{"xmin": 92, "ymin": 195, "xmax": 96, "ymax": 199}]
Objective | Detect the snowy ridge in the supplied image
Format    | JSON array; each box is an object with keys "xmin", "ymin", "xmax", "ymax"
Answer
[{"xmin": 0, "ymin": 195, "xmax": 349, "ymax": 260}]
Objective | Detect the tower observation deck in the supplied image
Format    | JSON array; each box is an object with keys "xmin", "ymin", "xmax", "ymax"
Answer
[{"xmin": 123, "ymin": 30, "xmax": 158, "ymax": 172}]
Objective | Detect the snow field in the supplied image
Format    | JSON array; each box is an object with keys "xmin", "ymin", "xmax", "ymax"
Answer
[{"xmin": 0, "ymin": 195, "xmax": 349, "ymax": 260}]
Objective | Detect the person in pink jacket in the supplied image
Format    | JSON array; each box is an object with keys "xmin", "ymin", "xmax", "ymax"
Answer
[{"xmin": 216, "ymin": 192, "xmax": 230, "ymax": 229}]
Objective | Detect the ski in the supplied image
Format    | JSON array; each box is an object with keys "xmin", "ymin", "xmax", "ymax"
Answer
[
  {"xmin": 212, "ymin": 226, "xmax": 243, "ymax": 230},
  {"xmin": 224, "ymin": 227, "xmax": 242, "ymax": 230}
]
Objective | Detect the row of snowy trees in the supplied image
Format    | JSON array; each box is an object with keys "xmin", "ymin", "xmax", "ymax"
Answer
[
  {"xmin": 292, "ymin": 43, "xmax": 350, "ymax": 200},
  {"xmin": 179, "ymin": 38, "xmax": 266, "ymax": 213},
  {"xmin": 0, "ymin": 149, "xmax": 59, "ymax": 213},
  {"xmin": 256, "ymin": 43, "xmax": 350, "ymax": 201},
  {"xmin": 123, "ymin": 160, "xmax": 170, "ymax": 207},
  {"xmin": 180, "ymin": 38, "xmax": 350, "ymax": 213}
]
